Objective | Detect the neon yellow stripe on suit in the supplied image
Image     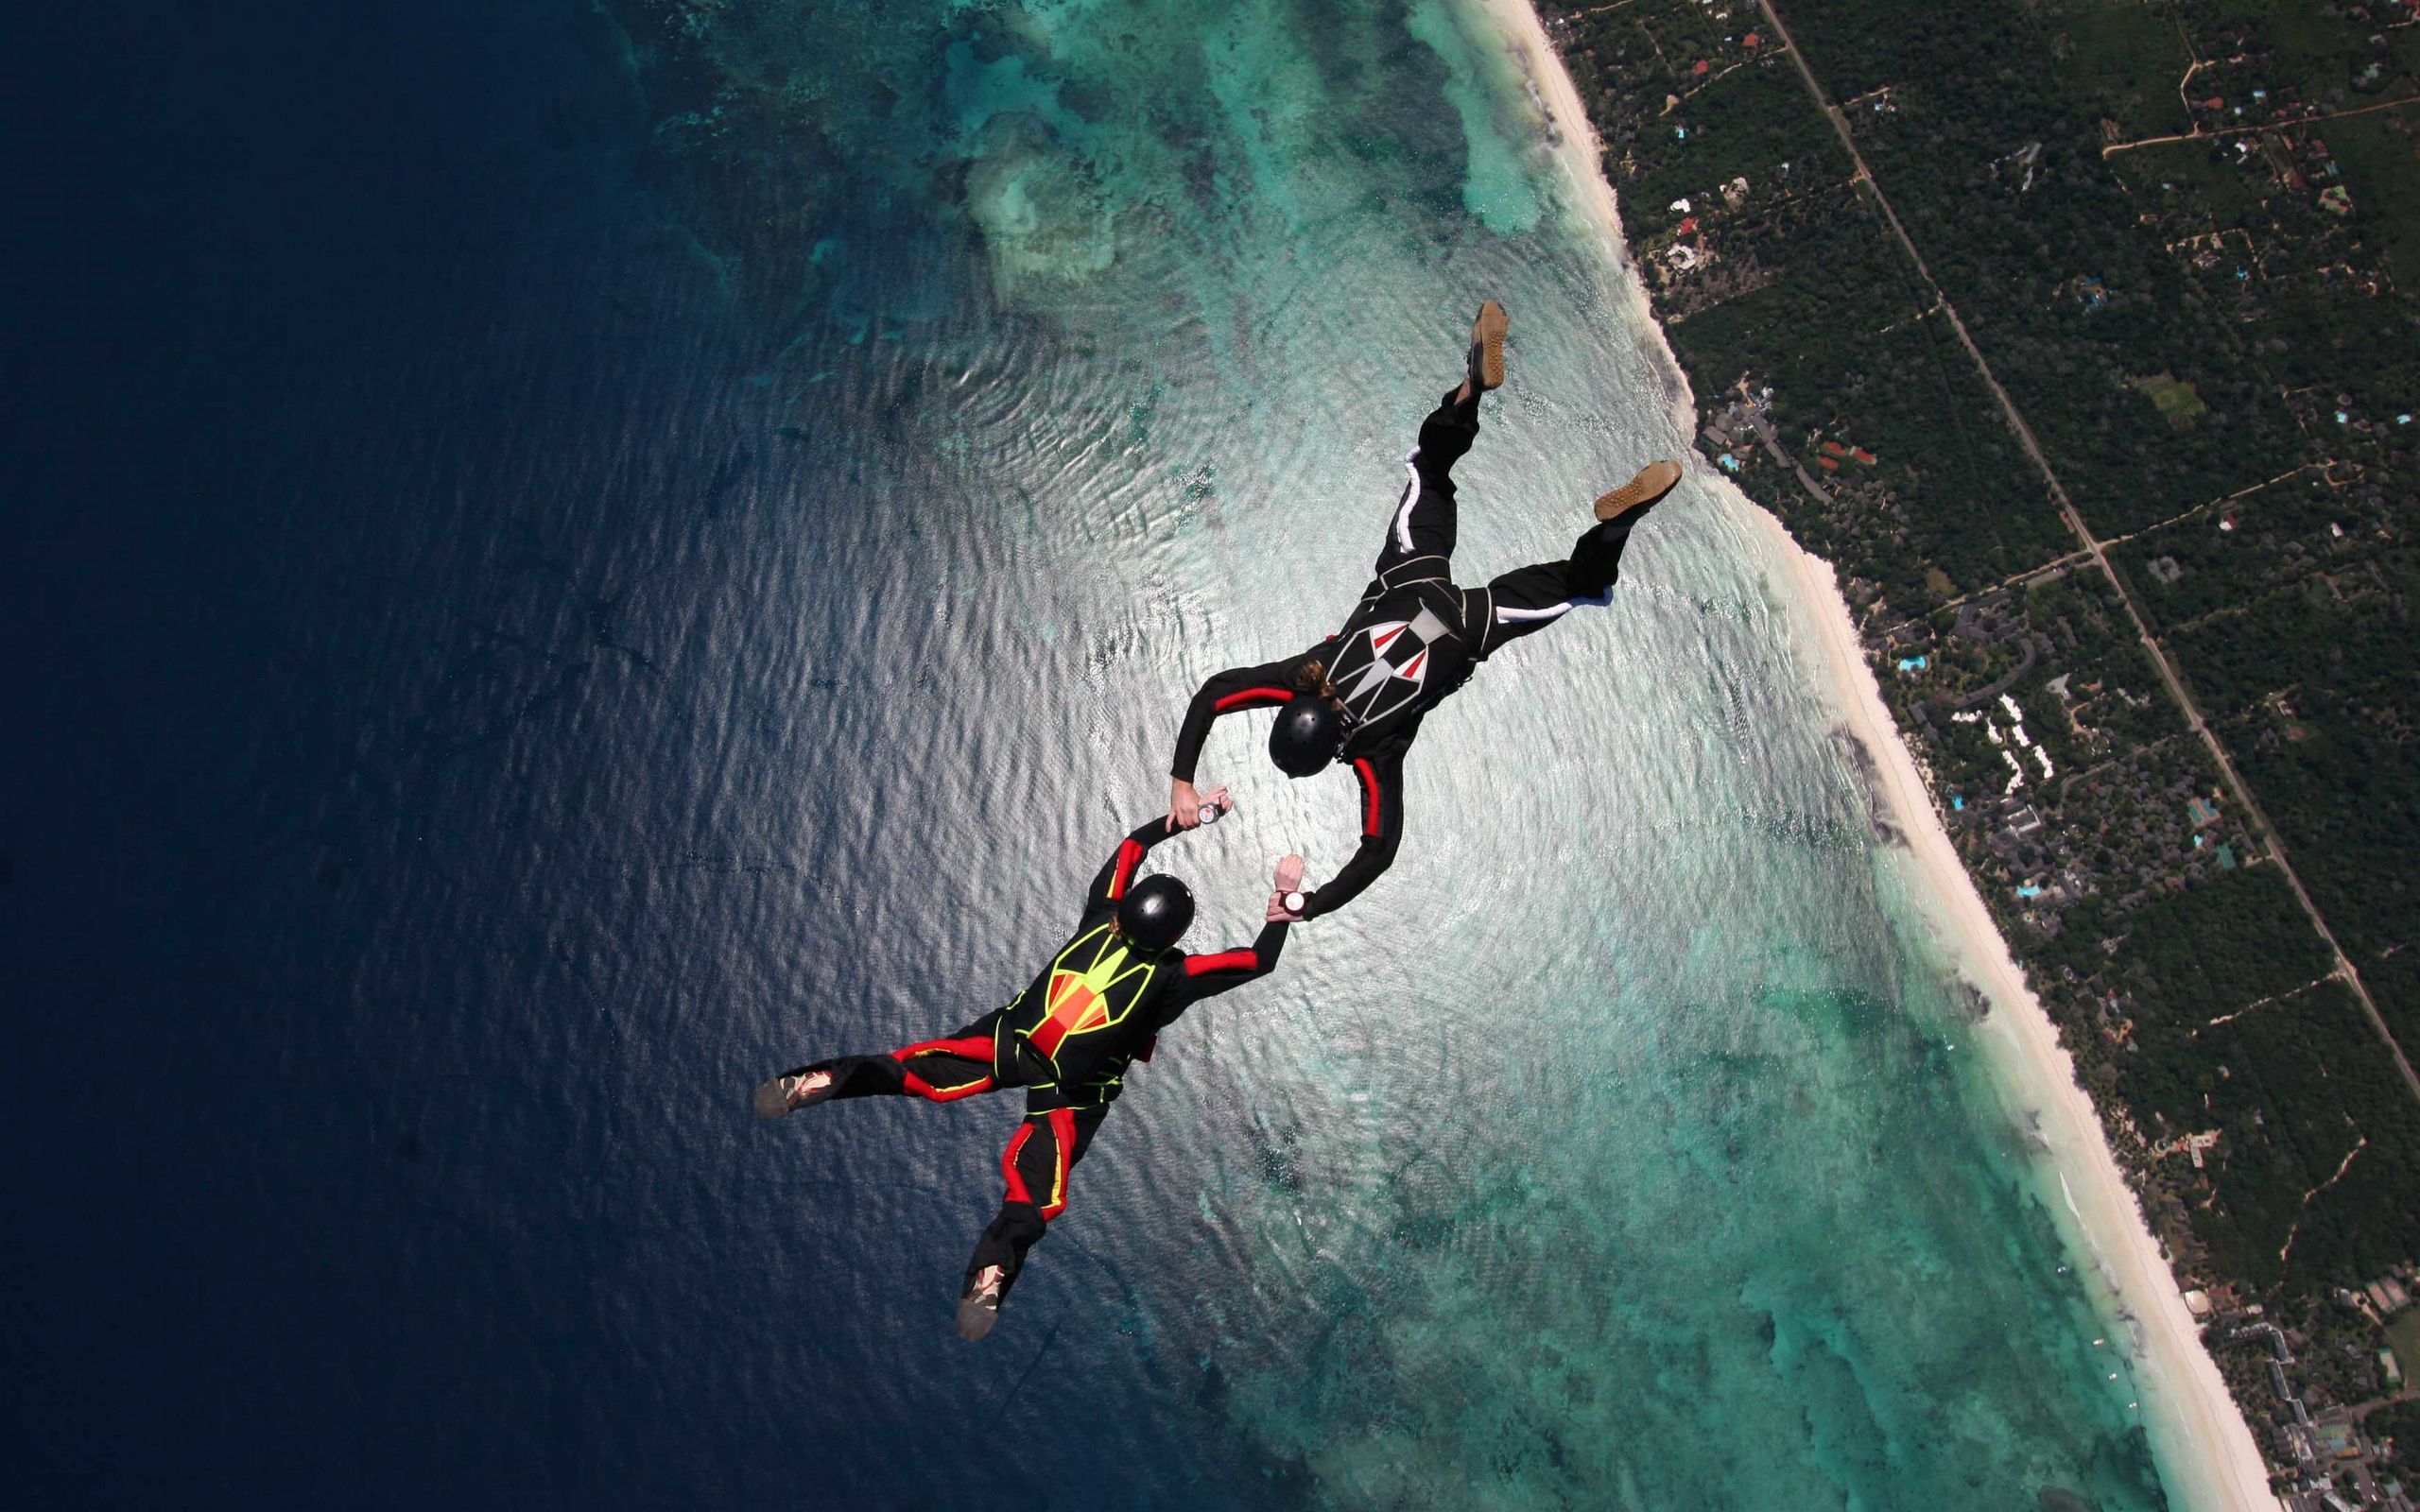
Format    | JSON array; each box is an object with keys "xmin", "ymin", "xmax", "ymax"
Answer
[{"xmin": 1041, "ymin": 925, "xmax": 1158, "ymax": 1036}]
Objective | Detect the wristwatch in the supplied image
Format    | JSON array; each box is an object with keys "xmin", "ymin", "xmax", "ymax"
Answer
[{"xmin": 1282, "ymin": 890, "xmax": 1308, "ymax": 917}]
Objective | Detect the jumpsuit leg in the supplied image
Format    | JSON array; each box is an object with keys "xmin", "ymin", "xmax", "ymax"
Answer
[
  {"xmin": 776, "ymin": 1011, "xmax": 1004, "ymax": 1104},
  {"xmin": 1373, "ymin": 386, "xmax": 1485, "ymax": 577},
  {"xmin": 1464, "ymin": 509, "xmax": 1654, "ymax": 661},
  {"xmin": 962, "ymin": 1099, "xmax": 1110, "ymax": 1302}
]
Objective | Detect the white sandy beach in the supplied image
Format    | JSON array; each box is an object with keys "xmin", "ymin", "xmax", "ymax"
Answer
[{"xmin": 1467, "ymin": 0, "xmax": 2279, "ymax": 1506}]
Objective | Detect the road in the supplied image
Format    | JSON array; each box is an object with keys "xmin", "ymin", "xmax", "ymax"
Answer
[
  {"xmin": 1752, "ymin": 0, "xmax": 2420, "ymax": 1103},
  {"xmin": 2101, "ymin": 93, "xmax": 2420, "ymax": 159}
]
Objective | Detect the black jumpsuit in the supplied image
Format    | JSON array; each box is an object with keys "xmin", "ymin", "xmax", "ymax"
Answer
[
  {"xmin": 1168, "ymin": 386, "xmax": 1649, "ymax": 918},
  {"xmin": 775, "ymin": 817, "xmax": 1288, "ymax": 1301}
]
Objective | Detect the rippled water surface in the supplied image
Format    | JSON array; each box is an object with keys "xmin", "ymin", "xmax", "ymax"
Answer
[{"xmin": 8, "ymin": 1, "xmax": 2185, "ymax": 1506}]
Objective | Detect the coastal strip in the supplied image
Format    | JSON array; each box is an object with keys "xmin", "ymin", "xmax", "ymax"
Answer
[
  {"xmin": 1757, "ymin": 510, "xmax": 2278, "ymax": 1512},
  {"xmin": 1462, "ymin": 0, "xmax": 2280, "ymax": 1506}
]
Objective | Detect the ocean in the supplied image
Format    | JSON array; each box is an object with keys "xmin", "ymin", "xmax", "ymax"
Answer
[{"xmin": 3, "ymin": 1, "xmax": 2184, "ymax": 1506}]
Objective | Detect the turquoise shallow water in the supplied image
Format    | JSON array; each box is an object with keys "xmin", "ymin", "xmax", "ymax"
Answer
[
  {"xmin": 6, "ymin": 0, "xmax": 2192, "ymax": 1504},
  {"xmin": 646, "ymin": 2, "xmax": 2178, "ymax": 1505},
  {"xmin": 648, "ymin": 0, "xmax": 2174, "ymax": 1504}
]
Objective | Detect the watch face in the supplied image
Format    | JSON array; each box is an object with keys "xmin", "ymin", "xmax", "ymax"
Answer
[{"xmin": 1284, "ymin": 891, "xmax": 1307, "ymax": 914}]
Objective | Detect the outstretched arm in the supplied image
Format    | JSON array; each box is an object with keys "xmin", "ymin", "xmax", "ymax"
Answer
[
  {"xmin": 1169, "ymin": 919, "xmax": 1290, "ymax": 1007},
  {"xmin": 1168, "ymin": 652, "xmax": 1318, "ymax": 808},
  {"xmin": 1082, "ymin": 792, "xmax": 1226, "ymax": 916},
  {"xmin": 1300, "ymin": 753, "xmax": 1405, "ymax": 919}
]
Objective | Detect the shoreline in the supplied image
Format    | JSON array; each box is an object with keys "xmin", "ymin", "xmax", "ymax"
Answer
[
  {"xmin": 1464, "ymin": 0, "xmax": 2278, "ymax": 1507},
  {"xmin": 1758, "ymin": 510, "xmax": 2277, "ymax": 1512}
]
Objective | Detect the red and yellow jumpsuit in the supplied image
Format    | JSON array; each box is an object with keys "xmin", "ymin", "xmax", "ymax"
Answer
[{"xmin": 773, "ymin": 817, "xmax": 1288, "ymax": 1305}]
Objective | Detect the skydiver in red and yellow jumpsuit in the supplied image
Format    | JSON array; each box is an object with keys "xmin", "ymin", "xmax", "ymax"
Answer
[{"xmin": 752, "ymin": 804, "xmax": 1302, "ymax": 1340}]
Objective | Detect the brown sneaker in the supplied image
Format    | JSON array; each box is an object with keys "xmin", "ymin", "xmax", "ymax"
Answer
[
  {"xmin": 956, "ymin": 1264, "xmax": 1007, "ymax": 1342},
  {"xmin": 752, "ymin": 1068, "xmax": 834, "ymax": 1121},
  {"xmin": 1467, "ymin": 300, "xmax": 1509, "ymax": 392},
  {"xmin": 1594, "ymin": 460, "xmax": 1683, "ymax": 522}
]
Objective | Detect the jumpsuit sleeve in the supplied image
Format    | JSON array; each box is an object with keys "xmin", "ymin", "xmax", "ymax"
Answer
[
  {"xmin": 1169, "ymin": 652, "xmax": 1317, "ymax": 782},
  {"xmin": 1165, "ymin": 921, "xmax": 1290, "ymax": 1009},
  {"xmin": 1082, "ymin": 816, "xmax": 1189, "ymax": 917},
  {"xmin": 1301, "ymin": 752, "xmax": 1405, "ymax": 919}
]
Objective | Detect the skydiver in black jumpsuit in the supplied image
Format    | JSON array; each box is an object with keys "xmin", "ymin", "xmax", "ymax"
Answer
[
  {"xmin": 752, "ymin": 803, "xmax": 1301, "ymax": 1340},
  {"xmin": 1166, "ymin": 301, "xmax": 1683, "ymax": 919}
]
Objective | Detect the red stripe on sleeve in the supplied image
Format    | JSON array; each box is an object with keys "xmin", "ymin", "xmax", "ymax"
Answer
[
  {"xmin": 1352, "ymin": 758, "xmax": 1382, "ymax": 837},
  {"xmin": 1000, "ymin": 1123, "xmax": 1035, "ymax": 1207},
  {"xmin": 1183, "ymin": 949, "xmax": 1258, "ymax": 977},
  {"xmin": 1214, "ymin": 687, "xmax": 1294, "ymax": 713},
  {"xmin": 1109, "ymin": 837, "xmax": 1144, "ymax": 899}
]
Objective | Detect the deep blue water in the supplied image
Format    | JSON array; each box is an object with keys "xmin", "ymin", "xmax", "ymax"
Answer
[
  {"xmin": 6, "ymin": 5, "xmax": 838, "ymax": 1502},
  {"xmin": 7, "ymin": 3, "xmax": 2187, "ymax": 1507}
]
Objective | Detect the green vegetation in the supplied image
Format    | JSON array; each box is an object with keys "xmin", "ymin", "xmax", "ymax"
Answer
[
  {"xmin": 2034, "ymin": 865, "xmax": 2329, "ymax": 1024},
  {"xmin": 2107, "ymin": 470, "xmax": 2350, "ymax": 631},
  {"xmin": 1666, "ymin": 212, "xmax": 2064, "ymax": 604},
  {"xmin": 2375, "ymin": 1395, "xmax": 2420, "ymax": 1466},
  {"xmin": 2051, "ymin": 1, "xmax": 2195, "ymax": 143},
  {"xmin": 2370, "ymin": 952, "xmax": 2420, "ymax": 1074},
  {"xmin": 1537, "ymin": 0, "xmax": 2420, "ymax": 1481},
  {"xmin": 2327, "ymin": 111, "xmax": 2420, "ymax": 278},
  {"xmin": 2188, "ymin": 982, "xmax": 2420, "ymax": 1289},
  {"xmin": 1624, "ymin": 60, "xmax": 1844, "ymax": 235},
  {"xmin": 2168, "ymin": 546, "xmax": 2420, "ymax": 960}
]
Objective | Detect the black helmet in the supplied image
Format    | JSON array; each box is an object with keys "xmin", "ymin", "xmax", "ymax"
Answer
[
  {"xmin": 1116, "ymin": 874, "xmax": 1195, "ymax": 950},
  {"xmin": 1269, "ymin": 693, "xmax": 1342, "ymax": 777}
]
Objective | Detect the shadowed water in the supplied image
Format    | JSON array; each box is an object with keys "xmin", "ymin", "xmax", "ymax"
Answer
[{"xmin": 5, "ymin": 1, "xmax": 2180, "ymax": 1507}]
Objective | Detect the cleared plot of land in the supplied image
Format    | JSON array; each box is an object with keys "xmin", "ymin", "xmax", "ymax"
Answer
[
  {"xmin": 2128, "ymin": 371, "xmax": 2207, "ymax": 430},
  {"xmin": 2390, "ymin": 1306, "xmax": 2420, "ymax": 1386}
]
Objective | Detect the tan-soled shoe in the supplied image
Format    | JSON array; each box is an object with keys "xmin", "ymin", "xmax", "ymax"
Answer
[
  {"xmin": 752, "ymin": 1068, "xmax": 833, "ymax": 1121},
  {"xmin": 956, "ymin": 1264, "xmax": 1007, "ymax": 1342},
  {"xmin": 1468, "ymin": 300, "xmax": 1509, "ymax": 392},
  {"xmin": 1594, "ymin": 460, "xmax": 1683, "ymax": 522}
]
